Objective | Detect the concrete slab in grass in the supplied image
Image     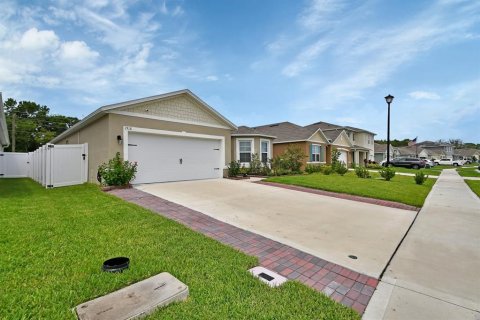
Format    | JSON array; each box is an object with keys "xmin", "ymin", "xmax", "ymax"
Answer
[{"xmin": 76, "ymin": 272, "xmax": 188, "ymax": 320}]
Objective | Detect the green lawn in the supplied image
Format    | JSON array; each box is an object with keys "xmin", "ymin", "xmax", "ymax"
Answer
[
  {"xmin": 456, "ymin": 167, "xmax": 480, "ymax": 177},
  {"xmin": 265, "ymin": 172, "xmax": 435, "ymax": 207},
  {"xmin": 0, "ymin": 179, "xmax": 358, "ymax": 320},
  {"xmin": 466, "ymin": 180, "xmax": 480, "ymax": 198}
]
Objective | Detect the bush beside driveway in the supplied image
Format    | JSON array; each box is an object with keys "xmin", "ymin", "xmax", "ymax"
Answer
[{"xmin": 0, "ymin": 179, "xmax": 359, "ymax": 320}]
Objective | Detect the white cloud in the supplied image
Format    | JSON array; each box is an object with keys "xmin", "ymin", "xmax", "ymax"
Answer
[
  {"xmin": 205, "ymin": 75, "xmax": 218, "ymax": 81},
  {"xmin": 19, "ymin": 28, "xmax": 59, "ymax": 51},
  {"xmin": 282, "ymin": 39, "xmax": 330, "ymax": 77},
  {"xmin": 59, "ymin": 41, "xmax": 99, "ymax": 63},
  {"xmin": 409, "ymin": 91, "xmax": 441, "ymax": 100},
  {"xmin": 299, "ymin": 0, "xmax": 346, "ymax": 31}
]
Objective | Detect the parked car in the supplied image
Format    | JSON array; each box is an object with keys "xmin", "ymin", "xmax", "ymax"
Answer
[
  {"xmin": 435, "ymin": 158, "xmax": 465, "ymax": 166},
  {"xmin": 382, "ymin": 157, "xmax": 426, "ymax": 169},
  {"xmin": 423, "ymin": 159, "xmax": 435, "ymax": 168}
]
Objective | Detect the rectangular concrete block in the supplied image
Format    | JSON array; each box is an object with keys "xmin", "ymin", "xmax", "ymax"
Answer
[{"xmin": 76, "ymin": 272, "xmax": 188, "ymax": 320}]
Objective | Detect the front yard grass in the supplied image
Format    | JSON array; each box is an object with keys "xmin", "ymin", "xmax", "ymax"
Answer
[
  {"xmin": 456, "ymin": 167, "xmax": 480, "ymax": 177},
  {"xmin": 465, "ymin": 180, "xmax": 480, "ymax": 198},
  {"xmin": 0, "ymin": 179, "xmax": 359, "ymax": 320},
  {"xmin": 265, "ymin": 172, "xmax": 434, "ymax": 207}
]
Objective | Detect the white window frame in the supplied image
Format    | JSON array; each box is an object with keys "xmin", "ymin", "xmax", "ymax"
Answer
[
  {"xmin": 260, "ymin": 139, "xmax": 271, "ymax": 164},
  {"xmin": 311, "ymin": 144, "xmax": 321, "ymax": 163},
  {"xmin": 236, "ymin": 138, "xmax": 254, "ymax": 166}
]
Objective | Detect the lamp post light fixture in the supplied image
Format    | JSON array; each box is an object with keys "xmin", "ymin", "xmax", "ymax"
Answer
[{"xmin": 385, "ymin": 94, "xmax": 394, "ymax": 166}]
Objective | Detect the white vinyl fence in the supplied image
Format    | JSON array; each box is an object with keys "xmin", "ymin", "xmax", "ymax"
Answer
[{"xmin": 0, "ymin": 143, "xmax": 88, "ymax": 188}]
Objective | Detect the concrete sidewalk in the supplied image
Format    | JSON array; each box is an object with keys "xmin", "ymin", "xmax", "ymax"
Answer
[{"xmin": 364, "ymin": 169, "xmax": 480, "ymax": 319}]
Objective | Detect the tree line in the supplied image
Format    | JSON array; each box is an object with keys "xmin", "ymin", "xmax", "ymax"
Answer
[{"xmin": 3, "ymin": 98, "xmax": 79, "ymax": 152}]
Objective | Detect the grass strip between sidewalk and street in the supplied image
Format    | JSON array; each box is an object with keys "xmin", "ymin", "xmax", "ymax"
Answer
[
  {"xmin": 0, "ymin": 178, "xmax": 359, "ymax": 320},
  {"xmin": 265, "ymin": 172, "xmax": 434, "ymax": 207}
]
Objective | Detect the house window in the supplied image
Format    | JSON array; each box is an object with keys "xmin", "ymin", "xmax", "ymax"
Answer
[
  {"xmin": 239, "ymin": 140, "xmax": 252, "ymax": 163},
  {"xmin": 261, "ymin": 140, "xmax": 269, "ymax": 163},
  {"xmin": 352, "ymin": 133, "xmax": 355, "ymax": 141},
  {"xmin": 311, "ymin": 144, "xmax": 321, "ymax": 162}
]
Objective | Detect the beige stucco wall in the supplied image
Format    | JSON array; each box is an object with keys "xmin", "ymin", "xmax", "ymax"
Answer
[
  {"xmin": 57, "ymin": 115, "xmax": 109, "ymax": 182},
  {"xmin": 231, "ymin": 136, "xmax": 274, "ymax": 164}
]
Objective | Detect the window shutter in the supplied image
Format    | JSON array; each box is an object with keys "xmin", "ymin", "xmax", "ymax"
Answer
[
  {"xmin": 320, "ymin": 146, "xmax": 323, "ymax": 162},
  {"xmin": 310, "ymin": 144, "xmax": 314, "ymax": 162}
]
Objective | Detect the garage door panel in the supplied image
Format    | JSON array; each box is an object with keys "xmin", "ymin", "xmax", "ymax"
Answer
[
  {"xmin": 338, "ymin": 150, "xmax": 348, "ymax": 164},
  {"xmin": 128, "ymin": 132, "xmax": 222, "ymax": 184}
]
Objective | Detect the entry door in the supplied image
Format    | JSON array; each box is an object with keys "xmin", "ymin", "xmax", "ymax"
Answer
[{"xmin": 128, "ymin": 132, "xmax": 222, "ymax": 184}]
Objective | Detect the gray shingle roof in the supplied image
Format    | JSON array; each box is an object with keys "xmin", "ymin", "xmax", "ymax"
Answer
[
  {"xmin": 454, "ymin": 148, "xmax": 480, "ymax": 157},
  {"xmin": 248, "ymin": 122, "xmax": 319, "ymax": 143},
  {"xmin": 232, "ymin": 126, "xmax": 277, "ymax": 138},
  {"xmin": 306, "ymin": 121, "xmax": 376, "ymax": 135}
]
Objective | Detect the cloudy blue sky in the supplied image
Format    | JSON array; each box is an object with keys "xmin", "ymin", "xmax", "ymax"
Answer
[{"xmin": 1, "ymin": 0, "xmax": 479, "ymax": 141}]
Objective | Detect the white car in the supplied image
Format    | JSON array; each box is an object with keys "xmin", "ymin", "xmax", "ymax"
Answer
[
  {"xmin": 423, "ymin": 159, "xmax": 435, "ymax": 168},
  {"xmin": 435, "ymin": 158, "xmax": 465, "ymax": 166}
]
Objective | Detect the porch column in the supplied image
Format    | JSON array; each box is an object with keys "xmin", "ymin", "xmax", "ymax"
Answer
[{"xmin": 354, "ymin": 150, "xmax": 360, "ymax": 166}]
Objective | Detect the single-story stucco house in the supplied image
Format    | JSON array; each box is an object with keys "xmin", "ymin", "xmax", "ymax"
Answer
[
  {"xmin": 51, "ymin": 89, "xmax": 377, "ymax": 184},
  {"xmin": 0, "ymin": 93, "xmax": 10, "ymax": 151},
  {"xmin": 51, "ymin": 89, "xmax": 237, "ymax": 184}
]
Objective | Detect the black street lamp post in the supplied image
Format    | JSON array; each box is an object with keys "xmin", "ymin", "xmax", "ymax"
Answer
[{"xmin": 385, "ymin": 94, "xmax": 394, "ymax": 166}]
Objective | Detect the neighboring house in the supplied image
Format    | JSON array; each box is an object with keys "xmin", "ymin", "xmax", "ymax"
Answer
[
  {"xmin": 0, "ymin": 93, "xmax": 10, "ymax": 151},
  {"xmin": 231, "ymin": 126, "xmax": 276, "ymax": 166},
  {"xmin": 396, "ymin": 146, "xmax": 418, "ymax": 157},
  {"xmin": 307, "ymin": 121, "xmax": 375, "ymax": 164},
  {"xmin": 454, "ymin": 148, "xmax": 480, "ymax": 162},
  {"xmin": 233, "ymin": 122, "xmax": 331, "ymax": 169},
  {"xmin": 373, "ymin": 143, "xmax": 398, "ymax": 163},
  {"xmin": 416, "ymin": 140, "xmax": 454, "ymax": 158},
  {"xmin": 418, "ymin": 147, "xmax": 446, "ymax": 160},
  {"xmin": 50, "ymin": 89, "xmax": 237, "ymax": 184},
  {"xmin": 233, "ymin": 120, "xmax": 375, "ymax": 168}
]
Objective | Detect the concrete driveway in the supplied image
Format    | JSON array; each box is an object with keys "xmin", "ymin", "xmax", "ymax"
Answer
[{"xmin": 137, "ymin": 179, "xmax": 416, "ymax": 278}]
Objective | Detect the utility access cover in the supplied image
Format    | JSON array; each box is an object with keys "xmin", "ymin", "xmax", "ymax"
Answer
[{"xmin": 76, "ymin": 272, "xmax": 188, "ymax": 320}]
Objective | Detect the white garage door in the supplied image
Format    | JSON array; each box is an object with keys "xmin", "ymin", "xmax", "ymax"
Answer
[
  {"xmin": 128, "ymin": 132, "xmax": 222, "ymax": 184},
  {"xmin": 338, "ymin": 150, "xmax": 348, "ymax": 164}
]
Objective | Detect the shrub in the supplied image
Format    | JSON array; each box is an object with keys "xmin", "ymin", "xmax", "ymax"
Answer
[
  {"xmin": 249, "ymin": 153, "xmax": 262, "ymax": 175},
  {"xmin": 379, "ymin": 167, "xmax": 396, "ymax": 181},
  {"xmin": 322, "ymin": 165, "xmax": 333, "ymax": 175},
  {"xmin": 331, "ymin": 148, "xmax": 341, "ymax": 171},
  {"xmin": 366, "ymin": 164, "xmax": 383, "ymax": 170},
  {"xmin": 355, "ymin": 166, "xmax": 371, "ymax": 178},
  {"xmin": 239, "ymin": 165, "xmax": 249, "ymax": 176},
  {"xmin": 414, "ymin": 171, "xmax": 429, "ymax": 185},
  {"xmin": 283, "ymin": 145, "xmax": 307, "ymax": 173},
  {"xmin": 227, "ymin": 160, "xmax": 241, "ymax": 177},
  {"xmin": 98, "ymin": 152, "xmax": 138, "ymax": 186},
  {"xmin": 335, "ymin": 163, "xmax": 349, "ymax": 176},
  {"xmin": 305, "ymin": 164, "xmax": 322, "ymax": 174}
]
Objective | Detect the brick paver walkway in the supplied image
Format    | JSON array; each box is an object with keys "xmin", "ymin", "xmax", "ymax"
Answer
[
  {"xmin": 257, "ymin": 181, "xmax": 419, "ymax": 211},
  {"xmin": 109, "ymin": 188, "xmax": 379, "ymax": 314}
]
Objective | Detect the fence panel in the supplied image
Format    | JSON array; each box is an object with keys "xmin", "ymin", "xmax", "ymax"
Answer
[
  {"xmin": 0, "ymin": 152, "xmax": 29, "ymax": 178},
  {"xmin": 46, "ymin": 144, "xmax": 88, "ymax": 188},
  {"xmin": 0, "ymin": 143, "xmax": 88, "ymax": 188}
]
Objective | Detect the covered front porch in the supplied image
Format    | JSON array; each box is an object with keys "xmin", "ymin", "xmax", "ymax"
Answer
[{"xmin": 352, "ymin": 147, "xmax": 370, "ymax": 166}]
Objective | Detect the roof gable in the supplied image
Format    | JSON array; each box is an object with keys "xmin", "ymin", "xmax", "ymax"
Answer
[
  {"xmin": 114, "ymin": 93, "xmax": 230, "ymax": 129},
  {"xmin": 332, "ymin": 130, "xmax": 353, "ymax": 148},
  {"xmin": 307, "ymin": 129, "xmax": 328, "ymax": 143}
]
